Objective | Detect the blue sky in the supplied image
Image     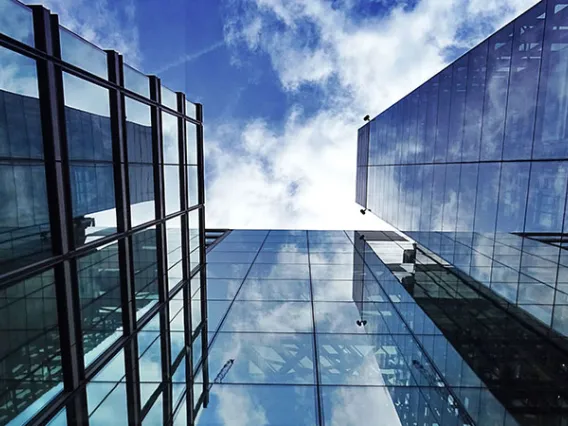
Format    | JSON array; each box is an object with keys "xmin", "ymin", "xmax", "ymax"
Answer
[{"xmin": 42, "ymin": 0, "xmax": 538, "ymax": 230}]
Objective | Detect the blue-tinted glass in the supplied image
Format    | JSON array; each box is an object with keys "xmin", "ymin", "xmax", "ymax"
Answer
[
  {"xmin": 129, "ymin": 164, "xmax": 155, "ymax": 227},
  {"xmin": 195, "ymin": 385, "xmax": 318, "ymax": 426},
  {"xmin": 208, "ymin": 251, "xmax": 257, "ymax": 263},
  {"xmin": 534, "ymin": 2, "xmax": 568, "ymax": 159},
  {"xmin": 463, "ymin": 41, "xmax": 488, "ymax": 161},
  {"xmin": 503, "ymin": 2, "xmax": 546, "ymax": 160},
  {"xmin": 0, "ymin": 269, "xmax": 62, "ymax": 424},
  {"xmin": 163, "ymin": 112, "xmax": 180, "ymax": 165},
  {"xmin": 88, "ymin": 383, "xmax": 128, "ymax": 424},
  {"xmin": 261, "ymin": 242, "xmax": 308, "ymax": 252},
  {"xmin": 166, "ymin": 216, "xmax": 183, "ymax": 288},
  {"xmin": 220, "ymin": 301, "xmax": 313, "ymax": 332},
  {"xmin": 435, "ymin": 66, "xmax": 452, "ymax": 163},
  {"xmin": 310, "ymin": 252, "xmax": 359, "ymax": 265},
  {"xmin": 60, "ymin": 27, "xmax": 107, "ymax": 79},
  {"xmin": 442, "ymin": 164, "xmax": 459, "ymax": 233},
  {"xmin": 456, "ymin": 164, "xmax": 478, "ymax": 232},
  {"xmin": 255, "ymin": 251, "xmax": 309, "ymax": 263},
  {"xmin": 202, "ymin": 279, "xmax": 241, "ymax": 300},
  {"xmin": 125, "ymin": 98, "xmax": 152, "ymax": 163},
  {"xmin": 496, "ymin": 162, "xmax": 530, "ymax": 232},
  {"xmin": 165, "ymin": 164, "xmax": 181, "ymax": 215},
  {"xmin": 474, "ymin": 163, "xmax": 501, "ymax": 232},
  {"xmin": 238, "ymin": 279, "xmax": 311, "ymax": 300},
  {"xmin": 77, "ymin": 245, "xmax": 123, "ymax": 366},
  {"xmin": 124, "ymin": 64, "xmax": 150, "ymax": 98},
  {"xmin": 248, "ymin": 263, "xmax": 310, "ymax": 279},
  {"xmin": 448, "ymin": 57, "xmax": 468, "ymax": 161},
  {"xmin": 480, "ymin": 23, "xmax": 514, "ymax": 160},
  {"xmin": 525, "ymin": 161, "xmax": 568, "ymax": 232},
  {"xmin": 321, "ymin": 386, "xmax": 416, "ymax": 426},
  {"xmin": 132, "ymin": 228, "xmax": 159, "ymax": 318},
  {"xmin": 424, "ymin": 76, "xmax": 439, "ymax": 163},
  {"xmin": 207, "ymin": 263, "xmax": 249, "ymax": 279},
  {"xmin": 188, "ymin": 165, "xmax": 199, "ymax": 207},
  {"xmin": 0, "ymin": 0, "xmax": 34, "ymax": 45},
  {"xmin": 162, "ymin": 86, "xmax": 177, "ymax": 110},
  {"xmin": 317, "ymin": 333, "xmax": 416, "ymax": 386},
  {"xmin": 207, "ymin": 332, "xmax": 315, "ymax": 384},
  {"xmin": 186, "ymin": 121, "xmax": 198, "ymax": 165},
  {"xmin": 186, "ymin": 100, "xmax": 197, "ymax": 120}
]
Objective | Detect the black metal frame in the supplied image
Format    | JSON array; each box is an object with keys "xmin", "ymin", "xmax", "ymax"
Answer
[{"xmin": 0, "ymin": 4, "xmax": 207, "ymax": 425}]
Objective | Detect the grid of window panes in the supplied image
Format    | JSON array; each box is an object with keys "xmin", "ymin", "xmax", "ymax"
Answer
[
  {"xmin": 196, "ymin": 230, "xmax": 535, "ymax": 426},
  {"xmin": 357, "ymin": 0, "xmax": 568, "ymax": 337},
  {"xmin": 0, "ymin": 1, "xmax": 205, "ymax": 425}
]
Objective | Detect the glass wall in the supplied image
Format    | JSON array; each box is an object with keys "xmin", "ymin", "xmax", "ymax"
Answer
[
  {"xmin": 0, "ymin": 3, "xmax": 205, "ymax": 424},
  {"xmin": 358, "ymin": 0, "xmax": 568, "ymax": 337},
  {"xmin": 195, "ymin": 230, "xmax": 568, "ymax": 425}
]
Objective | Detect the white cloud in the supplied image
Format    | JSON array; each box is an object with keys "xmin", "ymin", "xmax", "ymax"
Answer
[{"xmin": 206, "ymin": 0, "xmax": 537, "ymax": 230}]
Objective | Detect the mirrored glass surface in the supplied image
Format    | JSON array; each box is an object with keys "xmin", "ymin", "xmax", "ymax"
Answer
[
  {"xmin": 77, "ymin": 245, "xmax": 123, "ymax": 365},
  {"xmin": 206, "ymin": 332, "xmax": 315, "ymax": 384},
  {"xmin": 248, "ymin": 263, "xmax": 310, "ymax": 279},
  {"xmin": 220, "ymin": 301, "xmax": 313, "ymax": 332},
  {"xmin": 166, "ymin": 216, "xmax": 183, "ymax": 288},
  {"xmin": 0, "ymin": 268, "xmax": 62, "ymax": 424},
  {"xmin": 60, "ymin": 27, "xmax": 107, "ymax": 79},
  {"xmin": 132, "ymin": 227, "xmax": 159, "ymax": 318},
  {"xmin": 0, "ymin": 0, "xmax": 34, "ymax": 45},
  {"xmin": 237, "ymin": 279, "xmax": 311, "ymax": 301},
  {"xmin": 124, "ymin": 64, "xmax": 150, "ymax": 98},
  {"xmin": 0, "ymin": 51, "xmax": 51, "ymax": 274},
  {"xmin": 162, "ymin": 86, "xmax": 177, "ymax": 110},
  {"xmin": 195, "ymin": 385, "xmax": 318, "ymax": 426}
]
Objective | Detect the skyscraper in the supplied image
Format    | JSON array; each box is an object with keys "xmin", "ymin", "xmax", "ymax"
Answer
[
  {"xmin": 0, "ymin": 2, "xmax": 205, "ymax": 424},
  {"xmin": 197, "ymin": 229, "xmax": 568, "ymax": 425},
  {"xmin": 357, "ymin": 0, "xmax": 568, "ymax": 339}
]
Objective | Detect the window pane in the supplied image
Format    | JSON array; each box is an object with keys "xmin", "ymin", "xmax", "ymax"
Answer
[
  {"xmin": 0, "ymin": 49, "xmax": 51, "ymax": 274},
  {"xmin": 195, "ymin": 385, "xmax": 317, "ymax": 426},
  {"xmin": 125, "ymin": 98, "xmax": 152, "ymax": 163},
  {"xmin": 162, "ymin": 112, "xmax": 180, "ymax": 164},
  {"xmin": 129, "ymin": 164, "xmax": 155, "ymax": 227},
  {"xmin": 124, "ymin": 64, "xmax": 150, "ymax": 98},
  {"xmin": 132, "ymin": 228, "xmax": 159, "ymax": 318},
  {"xmin": 186, "ymin": 121, "xmax": 198, "ymax": 165},
  {"xmin": 63, "ymin": 74, "xmax": 116, "ymax": 245},
  {"xmin": 60, "ymin": 27, "xmax": 107, "ymax": 79},
  {"xmin": 164, "ymin": 164, "xmax": 181, "ymax": 214},
  {"xmin": 166, "ymin": 216, "xmax": 183, "ymax": 288},
  {"xmin": 162, "ymin": 112, "xmax": 179, "ymax": 165},
  {"xmin": 207, "ymin": 332, "xmax": 315, "ymax": 384},
  {"xmin": 188, "ymin": 165, "xmax": 199, "ymax": 207},
  {"xmin": 0, "ymin": 0, "xmax": 34, "ymax": 45},
  {"xmin": 221, "ymin": 301, "xmax": 313, "ymax": 332},
  {"xmin": 162, "ymin": 86, "xmax": 177, "ymax": 110},
  {"xmin": 0, "ymin": 268, "xmax": 62, "ymax": 425},
  {"xmin": 238, "ymin": 279, "xmax": 311, "ymax": 301},
  {"xmin": 77, "ymin": 244, "xmax": 123, "ymax": 366}
]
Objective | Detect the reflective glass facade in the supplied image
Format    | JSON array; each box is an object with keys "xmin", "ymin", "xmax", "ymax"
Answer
[
  {"xmin": 199, "ymin": 230, "xmax": 568, "ymax": 425},
  {"xmin": 357, "ymin": 0, "xmax": 568, "ymax": 337},
  {"xmin": 0, "ymin": 2, "xmax": 205, "ymax": 425}
]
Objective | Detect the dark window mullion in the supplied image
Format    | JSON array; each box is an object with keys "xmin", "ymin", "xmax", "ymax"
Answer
[
  {"xmin": 30, "ymin": 6, "xmax": 87, "ymax": 425},
  {"xmin": 107, "ymin": 49, "xmax": 141, "ymax": 425}
]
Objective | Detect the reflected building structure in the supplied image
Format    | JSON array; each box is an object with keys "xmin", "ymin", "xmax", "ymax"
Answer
[{"xmin": 0, "ymin": 1, "xmax": 206, "ymax": 425}]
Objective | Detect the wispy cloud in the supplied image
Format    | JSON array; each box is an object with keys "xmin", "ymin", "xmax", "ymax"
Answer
[{"xmin": 153, "ymin": 40, "xmax": 226, "ymax": 74}]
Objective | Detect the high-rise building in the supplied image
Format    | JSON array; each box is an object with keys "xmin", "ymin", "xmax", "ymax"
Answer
[
  {"xmin": 197, "ymin": 229, "xmax": 568, "ymax": 425},
  {"xmin": 357, "ymin": 0, "xmax": 568, "ymax": 339},
  {"xmin": 0, "ymin": 1, "xmax": 205, "ymax": 425}
]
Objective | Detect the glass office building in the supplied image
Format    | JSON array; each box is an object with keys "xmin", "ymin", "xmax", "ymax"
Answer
[
  {"xmin": 356, "ymin": 0, "xmax": 568, "ymax": 338},
  {"xmin": 198, "ymin": 229, "xmax": 568, "ymax": 425},
  {"xmin": 0, "ymin": 1, "xmax": 205, "ymax": 425}
]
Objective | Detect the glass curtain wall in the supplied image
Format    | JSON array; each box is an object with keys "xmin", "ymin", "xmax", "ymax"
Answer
[
  {"xmin": 358, "ymin": 0, "xmax": 568, "ymax": 337},
  {"xmin": 0, "ymin": 2, "xmax": 205, "ymax": 425}
]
